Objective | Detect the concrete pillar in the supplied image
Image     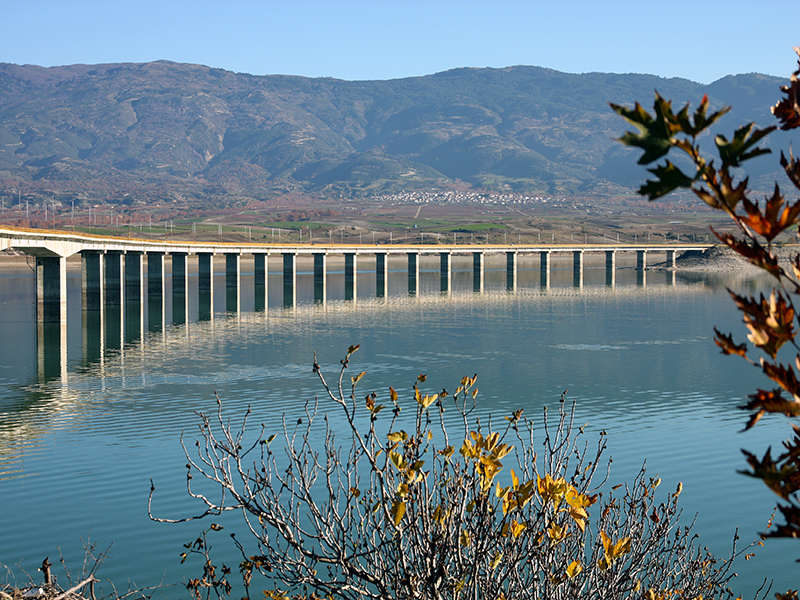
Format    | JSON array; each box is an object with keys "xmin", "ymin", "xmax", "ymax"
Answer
[
  {"xmin": 408, "ymin": 252, "xmax": 419, "ymax": 295},
  {"xmin": 104, "ymin": 251, "xmax": 123, "ymax": 306},
  {"xmin": 36, "ymin": 255, "xmax": 67, "ymax": 323},
  {"xmin": 605, "ymin": 250, "xmax": 616, "ymax": 287},
  {"xmin": 81, "ymin": 250, "xmax": 103, "ymax": 311},
  {"xmin": 254, "ymin": 253, "xmax": 268, "ymax": 312},
  {"xmin": 665, "ymin": 250, "xmax": 675, "ymax": 268},
  {"xmin": 283, "ymin": 252, "xmax": 296, "ymax": 308},
  {"xmin": 472, "ymin": 251, "xmax": 484, "ymax": 292},
  {"xmin": 440, "ymin": 252, "xmax": 451, "ymax": 293},
  {"xmin": 226, "ymin": 253, "xmax": 241, "ymax": 312},
  {"xmin": 636, "ymin": 250, "xmax": 647, "ymax": 271},
  {"xmin": 506, "ymin": 251, "xmax": 517, "ymax": 291},
  {"xmin": 198, "ymin": 252, "xmax": 214, "ymax": 320},
  {"xmin": 124, "ymin": 251, "xmax": 145, "ymax": 340},
  {"xmin": 314, "ymin": 252, "xmax": 327, "ymax": 304},
  {"xmin": 147, "ymin": 252, "xmax": 165, "ymax": 297},
  {"xmin": 573, "ymin": 250, "xmax": 584, "ymax": 288},
  {"xmin": 540, "ymin": 251, "xmax": 550, "ymax": 288},
  {"xmin": 147, "ymin": 252, "xmax": 165, "ymax": 331},
  {"xmin": 172, "ymin": 253, "xmax": 188, "ymax": 294},
  {"xmin": 125, "ymin": 252, "xmax": 144, "ymax": 302},
  {"xmin": 345, "ymin": 253, "xmax": 357, "ymax": 301},
  {"xmin": 375, "ymin": 252, "xmax": 386, "ymax": 298}
]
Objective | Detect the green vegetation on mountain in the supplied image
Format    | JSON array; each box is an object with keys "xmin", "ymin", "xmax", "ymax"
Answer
[{"xmin": 0, "ymin": 60, "xmax": 787, "ymax": 205}]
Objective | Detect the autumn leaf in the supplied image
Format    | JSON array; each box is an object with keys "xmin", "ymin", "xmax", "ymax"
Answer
[
  {"xmin": 772, "ymin": 47, "xmax": 800, "ymax": 130},
  {"xmin": 740, "ymin": 388, "xmax": 800, "ymax": 430},
  {"xmin": 566, "ymin": 560, "xmax": 582, "ymax": 578},
  {"xmin": 714, "ymin": 328, "xmax": 748, "ymax": 357},
  {"xmin": 390, "ymin": 500, "xmax": 405, "ymax": 527},
  {"xmin": 351, "ymin": 371, "xmax": 367, "ymax": 385}
]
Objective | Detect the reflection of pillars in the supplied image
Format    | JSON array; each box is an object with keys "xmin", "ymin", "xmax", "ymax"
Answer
[
  {"xmin": 637, "ymin": 269, "xmax": 647, "ymax": 287},
  {"xmin": 506, "ymin": 251, "xmax": 517, "ymax": 291},
  {"xmin": 147, "ymin": 253, "xmax": 165, "ymax": 332},
  {"xmin": 253, "ymin": 253, "xmax": 268, "ymax": 312},
  {"xmin": 472, "ymin": 252, "xmax": 484, "ymax": 293},
  {"xmin": 540, "ymin": 251, "xmax": 550, "ymax": 288},
  {"xmin": 105, "ymin": 304, "xmax": 123, "ymax": 351},
  {"xmin": 172, "ymin": 253, "xmax": 189, "ymax": 324},
  {"xmin": 573, "ymin": 251, "xmax": 584, "ymax": 288},
  {"xmin": 283, "ymin": 252, "xmax": 296, "ymax": 308},
  {"xmin": 636, "ymin": 250, "xmax": 647, "ymax": 271},
  {"xmin": 440, "ymin": 252, "xmax": 451, "ymax": 293},
  {"xmin": 345, "ymin": 253, "xmax": 357, "ymax": 301},
  {"xmin": 198, "ymin": 252, "xmax": 214, "ymax": 320},
  {"xmin": 226, "ymin": 253, "xmax": 241, "ymax": 313},
  {"xmin": 36, "ymin": 255, "xmax": 68, "ymax": 323},
  {"xmin": 81, "ymin": 251, "xmax": 103, "ymax": 311},
  {"xmin": 104, "ymin": 251, "xmax": 123, "ymax": 306},
  {"xmin": 314, "ymin": 253, "xmax": 327, "ymax": 304},
  {"xmin": 665, "ymin": 250, "xmax": 675, "ymax": 268},
  {"xmin": 666, "ymin": 271, "xmax": 675, "ymax": 286},
  {"xmin": 408, "ymin": 252, "xmax": 419, "ymax": 295},
  {"xmin": 605, "ymin": 250, "xmax": 616, "ymax": 287},
  {"xmin": 36, "ymin": 321, "xmax": 68, "ymax": 383},
  {"xmin": 82, "ymin": 307, "xmax": 103, "ymax": 366},
  {"xmin": 375, "ymin": 253, "xmax": 386, "ymax": 298},
  {"xmin": 124, "ymin": 252, "xmax": 144, "ymax": 342}
]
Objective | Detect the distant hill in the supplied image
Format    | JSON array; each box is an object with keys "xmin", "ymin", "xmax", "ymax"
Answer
[{"xmin": 0, "ymin": 60, "xmax": 788, "ymax": 206}]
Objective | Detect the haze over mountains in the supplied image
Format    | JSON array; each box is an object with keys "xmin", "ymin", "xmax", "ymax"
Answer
[{"xmin": 0, "ymin": 60, "xmax": 787, "ymax": 206}]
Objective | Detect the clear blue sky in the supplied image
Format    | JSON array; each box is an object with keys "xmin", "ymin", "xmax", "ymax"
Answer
[{"xmin": 2, "ymin": 0, "xmax": 797, "ymax": 83}]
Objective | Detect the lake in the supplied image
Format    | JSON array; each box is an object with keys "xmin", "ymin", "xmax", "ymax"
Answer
[{"xmin": 0, "ymin": 253, "xmax": 794, "ymax": 597}]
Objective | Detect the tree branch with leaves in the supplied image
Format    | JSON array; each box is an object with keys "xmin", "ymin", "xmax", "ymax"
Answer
[{"xmin": 613, "ymin": 47, "xmax": 800, "ymax": 545}]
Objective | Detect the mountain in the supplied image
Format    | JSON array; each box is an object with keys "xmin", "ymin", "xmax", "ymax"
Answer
[{"xmin": 0, "ymin": 60, "xmax": 788, "ymax": 206}]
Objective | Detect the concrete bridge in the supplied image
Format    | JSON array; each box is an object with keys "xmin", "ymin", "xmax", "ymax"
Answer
[{"xmin": 0, "ymin": 226, "xmax": 713, "ymax": 322}]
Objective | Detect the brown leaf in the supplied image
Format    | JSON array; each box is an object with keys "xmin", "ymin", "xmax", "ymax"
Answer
[
  {"xmin": 761, "ymin": 359, "xmax": 800, "ymax": 398},
  {"xmin": 714, "ymin": 327, "xmax": 748, "ymax": 357},
  {"xmin": 739, "ymin": 185, "xmax": 800, "ymax": 242},
  {"xmin": 739, "ymin": 388, "xmax": 800, "ymax": 430},
  {"xmin": 772, "ymin": 47, "xmax": 800, "ymax": 131},
  {"xmin": 712, "ymin": 229, "xmax": 782, "ymax": 278}
]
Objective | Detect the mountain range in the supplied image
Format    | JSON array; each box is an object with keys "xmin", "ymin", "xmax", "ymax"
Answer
[{"xmin": 0, "ymin": 60, "xmax": 788, "ymax": 206}]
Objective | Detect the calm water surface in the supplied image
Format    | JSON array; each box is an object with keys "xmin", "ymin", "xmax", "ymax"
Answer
[{"xmin": 0, "ymin": 254, "xmax": 795, "ymax": 597}]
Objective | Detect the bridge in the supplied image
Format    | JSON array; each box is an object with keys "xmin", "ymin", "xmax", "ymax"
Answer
[{"xmin": 0, "ymin": 226, "xmax": 713, "ymax": 322}]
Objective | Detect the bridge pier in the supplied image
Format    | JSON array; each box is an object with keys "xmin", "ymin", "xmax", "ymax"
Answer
[
  {"xmin": 344, "ymin": 253, "xmax": 357, "ymax": 301},
  {"xmin": 172, "ymin": 252, "xmax": 189, "ymax": 324},
  {"xmin": 408, "ymin": 252, "xmax": 419, "ymax": 295},
  {"xmin": 147, "ymin": 252, "xmax": 165, "ymax": 297},
  {"xmin": 440, "ymin": 252, "xmax": 451, "ymax": 293},
  {"xmin": 605, "ymin": 250, "xmax": 616, "ymax": 287},
  {"xmin": 540, "ymin": 251, "xmax": 550, "ymax": 288},
  {"xmin": 283, "ymin": 252, "xmax": 296, "ymax": 308},
  {"xmin": 665, "ymin": 250, "xmax": 675, "ymax": 268},
  {"xmin": 198, "ymin": 253, "xmax": 214, "ymax": 320},
  {"xmin": 125, "ymin": 252, "xmax": 145, "ymax": 338},
  {"xmin": 506, "ymin": 251, "xmax": 517, "ymax": 291},
  {"xmin": 226, "ymin": 253, "xmax": 240, "ymax": 312},
  {"xmin": 573, "ymin": 250, "xmax": 584, "ymax": 288},
  {"xmin": 36, "ymin": 256, "xmax": 67, "ymax": 323},
  {"xmin": 375, "ymin": 252, "xmax": 386, "ymax": 298},
  {"xmin": 81, "ymin": 251, "xmax": 103, "ymax": 311},
  {"xmin": 314, "ymin": 252, "xmax": 327, "ymax": 304},
  {"xmin": 104, "ymin": 251, "xmax": 124, "ymax": 306},
  {"xmin": 473, "ymin": 252, "xmax": 483, "ymax": 293},
  {"xmin": 253, "ymin": 253, "xmax": 268, "ymax": 312},
  {"xmin": 637, "ymin": 250, "xmax": 647, "ymax": 271}
]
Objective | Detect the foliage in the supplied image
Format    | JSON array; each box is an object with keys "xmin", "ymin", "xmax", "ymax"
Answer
[
  {"xmin": 150, "ymin": 346, "xmax": 752, "ymax": 600},
  {"xmin": 612, "ymin": 48, "xmax": 800, "ymax": 543}
]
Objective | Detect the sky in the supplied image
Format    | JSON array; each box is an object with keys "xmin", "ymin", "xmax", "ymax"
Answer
[{"xmin": 1, "ymin": 0, "xmax": 798, "ymax": 84}]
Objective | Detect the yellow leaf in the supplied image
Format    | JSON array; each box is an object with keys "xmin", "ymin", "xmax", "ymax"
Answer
[
  {"xmin": 348, "ymin": 344, "xmax": 360, "ymax": 354},
  {"xmin": 427, "ymin": 430, "xmax": 433, "ymax": 441},
  {"xmin": 511, "ymin": 469, "xmax": 519, "ymax": 490},
  {"xmin": 351, "ymin": 371, "xmax": 367, "ymax": 385},
  {"xmin": 418, "ymin": 393, "xmax": 438, "ymax": 410},
  {"xmin": 510, "ymin": 519, "xmax": 527, "ymax": 538},
  {"xmin": 210, "ymin": 523, "xmax": 223, "ymax": 531},
  {"xmin": 460, "ymin": 529, "xmax": 471, "ymax": 547},
  {"xmin": 387, "ymin": 431, "xmax": 407, "ymax": 443},
  {"xmin": 417, "ymin": 374, "xmax": 427, "ymax": 382},
  {"xmin": 389, "ymin": 386, "xmax": 398, "ymax": 403},
  {"xmin": 389, "ymin": 451, "xmax": 407, "ymax": 470},
  {"xmin": 490, "ymin": 552, "xmax": 503, "ymax": 570},
  {"xmin": 349, "ymin": 487, "xmax": 360, "ymax": 497},
  {"xmin": 391, "ymin": 500, "xmax": 406, "ymax": 527},
  {"xmin": 566, "ymin": 560, "xmax": 582, "ymax": 578}
]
